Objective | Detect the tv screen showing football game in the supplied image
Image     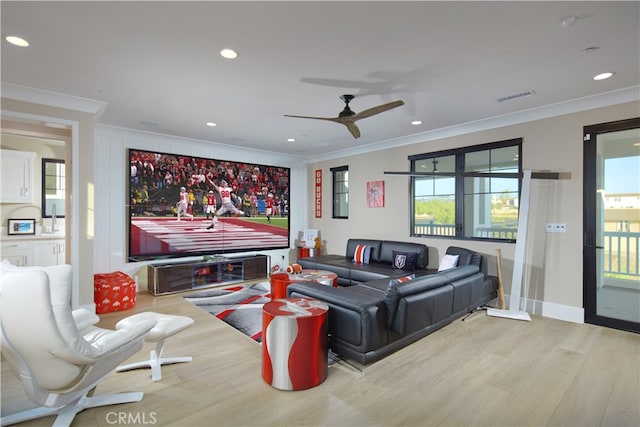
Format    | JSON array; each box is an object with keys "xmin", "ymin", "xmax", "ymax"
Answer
[{"xmin": 127, "ymin": 148, "xmax": 290, "ymax": 261}]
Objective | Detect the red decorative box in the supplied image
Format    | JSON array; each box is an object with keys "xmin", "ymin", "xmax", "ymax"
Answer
[{"xmin": 93, "ymin": 271, "xmax": 137, "ymax": 314}]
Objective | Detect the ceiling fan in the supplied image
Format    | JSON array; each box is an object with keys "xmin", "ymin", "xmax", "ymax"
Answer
[{"xmin": 284, "ymin": 94, "xmax": 405, "ymax": 138}]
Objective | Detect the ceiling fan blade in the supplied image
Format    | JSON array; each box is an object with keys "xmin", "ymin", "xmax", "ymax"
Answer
[
  {"xmin": 286, "ymin": 114, "xmax": 361, "ymax": 138},
  {"xmin": 353, "ymin": 100, "xmax": 405, "ymax": 120},
  {"xmin": 284, "ymin": 114, "xmax": 334, "ymax": 121},
  {"xmin": 344, "ymin": 122, "xmax": 361, "ymax": 138}
]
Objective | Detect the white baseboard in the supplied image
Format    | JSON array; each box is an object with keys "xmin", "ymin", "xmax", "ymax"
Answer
[
  {"xmin": 501, "ymin": 295, "xmax": 584, "ymax": 324},
  {"xmin": 540, "ymin": 301, "xmax": 585, "ymax": 324}
]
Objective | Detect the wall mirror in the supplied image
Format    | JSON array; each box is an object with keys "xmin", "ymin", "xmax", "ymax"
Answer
[{"xmin": 41, "ymin": 158, "xmax": 65, "ymax": 218}]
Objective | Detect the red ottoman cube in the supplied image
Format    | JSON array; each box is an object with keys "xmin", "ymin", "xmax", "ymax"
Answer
[{"xmin": 94, "ymin": 271, "xmax": 137, "ymax": 314}]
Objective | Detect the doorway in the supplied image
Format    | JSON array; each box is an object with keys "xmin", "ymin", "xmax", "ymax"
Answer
[{"xmin": 583, "ymin": 117, "xmax": 640, "ymax": 333}]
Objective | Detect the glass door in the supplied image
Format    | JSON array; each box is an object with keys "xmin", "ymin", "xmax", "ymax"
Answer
[{"xmin": 584, "ymin": 117, "xmax": 640, "ymax": 333}]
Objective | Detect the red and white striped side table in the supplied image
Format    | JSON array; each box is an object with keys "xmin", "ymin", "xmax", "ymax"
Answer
[{"xmin": 261, "ymin": 298, "xmax": 328, "ymax": 390}]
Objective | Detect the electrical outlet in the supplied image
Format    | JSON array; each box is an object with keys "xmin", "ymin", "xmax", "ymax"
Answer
[{"xmin": 546, "ymin": 223, "xmax": 567, "ymax": 233}]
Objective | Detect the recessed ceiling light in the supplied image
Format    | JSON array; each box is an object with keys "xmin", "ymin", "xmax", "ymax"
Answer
[
  {"xmin": 411, "ymin": 120, "xmax": 422, "ymax": 126},
  {"xmin": 6, "ymin": 36, "xmax": 29, "ymax": 47},
  {"xmin": 220, "ymin": 49, "xmax": 237, "ymax": 59},
  {"xmin": 206, "ymin": 122, "xmax": 217, "ymax": 127},
  {"xmin": 287, "ymin": 138, "xmax": 295, "ymax": 142},
  {"xmin": 560, "ymin": 15, "xmax": 578, "ymax": 28},
  {"xmin": 593, "ymin": 72, "xmax": 614, "ymax": 81}
]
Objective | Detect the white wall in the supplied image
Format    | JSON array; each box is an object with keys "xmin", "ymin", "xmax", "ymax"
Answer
[
  {"xmin": 94, "ymin": 125, "xmax": 308, "ymax": 283},
  {"xmin": 306, "ymin": 101, "xmax": 640, "ymax": 324}
]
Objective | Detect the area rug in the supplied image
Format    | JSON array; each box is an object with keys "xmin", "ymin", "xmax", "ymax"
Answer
[
  {"xmin": 184, "ymin": 282, "xmax": 341, "ymax": 365},
  {"xmin": 184, "ymin": 281, "xmax": 271, "ymax": 342}
]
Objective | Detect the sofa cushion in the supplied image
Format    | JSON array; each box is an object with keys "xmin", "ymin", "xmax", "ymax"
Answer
[
  {"xmin": 287, "ymin": 282, "xmax": 388, "ymax": 350},
  {"xmin": 379, "ymin": 241, "xmax": 428, "ymax": 269},
  {"xmin": 391, "ymin": 250, "xmax": 417, "ymax": 271},
  {"xmin": 349, "ymin": 264, "xmax": 393, "ymax": 284},
  {"xmin": 447, "ymin": 272, "xmax": 485, "ymax": 315},
  {"xmin": 384, "ymin": 273, "xmax": 450, "ymax": 327},
  {"xmin": 438, "ymin": 254, "xmax": 459, "ymax": 271},
  {"xmin": 393, "ymin": 283, "xmax": 454, "ymax": 335},
  {"xmin": 353, "ymin": 244, "xmax": 371, "ymax": 264}
]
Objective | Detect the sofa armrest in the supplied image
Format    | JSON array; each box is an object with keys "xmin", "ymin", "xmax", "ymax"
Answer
[
  {"xmin": 287, "ymin": 282, "xmax": 388, "ymax": 352},
  {"xmin": 287, "ymin": 282, "xmax": 381, "ymax": 312}
]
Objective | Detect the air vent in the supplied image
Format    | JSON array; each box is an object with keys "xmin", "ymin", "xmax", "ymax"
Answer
[{"xmin": 496, "ymin": 90, "xmax": 536, "ymax": 103}]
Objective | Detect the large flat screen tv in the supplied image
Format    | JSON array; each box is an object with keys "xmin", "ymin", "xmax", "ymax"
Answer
[{"xmin": 127, "ymin": 148, "xmax": 290, "ymax": 261}]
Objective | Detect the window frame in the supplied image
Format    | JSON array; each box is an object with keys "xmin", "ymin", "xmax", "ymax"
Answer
[
  {"xmin": 41, "ymin": 158, "xmax": 66, "ymax": 219},
  {"xmin": 409, "ymin": 138, "xmax": 522, "ymax": 242},
  {"xmin": 331, "ymin": 165, "xmax": 349, "ymax": 219}
]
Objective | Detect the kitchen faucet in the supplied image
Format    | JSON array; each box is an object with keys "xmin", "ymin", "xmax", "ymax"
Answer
[{"xmin": 51, "ymin": 203, "xmax": 58, "ymax": 232}]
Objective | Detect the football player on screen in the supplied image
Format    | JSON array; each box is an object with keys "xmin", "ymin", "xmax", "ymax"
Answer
[
  {"xmin": 206, "ymin": 180, "xmax": 246, "ymax": 230},
  {"xmin": 176, "ymin": 187, "xmax": 194, "ymax": 221}
]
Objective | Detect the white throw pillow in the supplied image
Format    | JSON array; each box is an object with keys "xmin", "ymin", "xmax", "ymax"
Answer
[{"xmin": 438, "ymin": 254, "xmax": 459, "ymax": 271}]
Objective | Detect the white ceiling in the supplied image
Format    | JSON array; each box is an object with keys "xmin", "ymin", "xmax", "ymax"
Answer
[{"xmin": 2, "ymin": 1, "xmax": 639, "ymax": 160}]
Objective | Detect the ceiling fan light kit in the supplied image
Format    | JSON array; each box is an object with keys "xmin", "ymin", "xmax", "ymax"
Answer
[{"xmin": 285, "ymin": 94, "xmax": 405, "ymax": 138}]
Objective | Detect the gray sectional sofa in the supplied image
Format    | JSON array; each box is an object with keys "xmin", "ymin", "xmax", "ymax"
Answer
[{"xmin": 288, "ymin": 240, "xmax": 498, "ymax": 364}]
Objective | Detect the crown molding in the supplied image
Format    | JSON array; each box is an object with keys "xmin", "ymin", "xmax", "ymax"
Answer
[{"xmin": 1, "ymin": 82, "xmax": 107, "ymax": 118}]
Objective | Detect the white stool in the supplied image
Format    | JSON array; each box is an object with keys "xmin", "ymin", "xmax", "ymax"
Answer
[{"xmin": 116, "ymin": 312, "xmax": 194, "ymax": 381}]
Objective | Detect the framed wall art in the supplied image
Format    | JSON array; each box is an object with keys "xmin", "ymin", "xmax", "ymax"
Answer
[
  {"xmin": 366, "ymin": 180, "xmax": 384, "ymax": 208},
  {"xmin": 7, "ymin": 218, "xmax": 36, "ymax": 235}
]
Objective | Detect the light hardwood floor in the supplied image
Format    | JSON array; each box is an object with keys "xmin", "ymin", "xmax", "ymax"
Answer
[{"xmin": 2, "ymin": 288, "xmax": 639, "ymax": 427}]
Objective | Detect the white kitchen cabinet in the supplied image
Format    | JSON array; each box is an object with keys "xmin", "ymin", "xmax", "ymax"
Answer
[
  {"xmin": 1, "ymin": 149, "xmax": 36, "ymax": 203},
  {"xmin": 1, "ymin": 237, "xmax": 65, "ymax": 267},
  {"xmin": 1, "ymin": 241, "xmax": 32, "ymax": 266},
  {"xmin": 33, "ymin": 239, "xmax": 65, "ymax": 266}
]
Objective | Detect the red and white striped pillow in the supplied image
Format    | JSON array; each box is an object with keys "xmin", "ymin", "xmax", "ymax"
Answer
[
  {"xmin": 353, "ymin": 244, "xmax": 371, "ymax": 264},
  {"xmin": 388, "ymin": 274, "xmax": 416, "ymax": 286}
]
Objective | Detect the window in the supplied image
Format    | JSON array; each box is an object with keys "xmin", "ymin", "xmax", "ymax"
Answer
[
  {"xmin": 331, "ymin": 166, "xmax": 349, "ymax": 218},
  {"xmin": 42, "ymin": 158, "xmax": 65, "ymax": 218},
  {"xmin": 411, "ymin": 139, "xmax": 521, "ymax": 241}
]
